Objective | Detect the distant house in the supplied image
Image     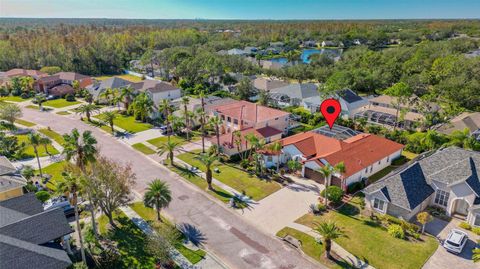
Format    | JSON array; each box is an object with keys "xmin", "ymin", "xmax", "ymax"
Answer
[
  {"xmin": 206, "ymin": 100, "xmax": 291, "ymax": 156},
  {"xmin": 131, "ymin": 80, "xmax": 182, "ymax": 116},
  {"xmin": 4, "ymin": 69, "xmax": 47, "ymax": 79},
  {"xmin": 260, "ymin": 60, "xmax": 289, "ymax": 70},
  {"xmin": 321, "ymin": 40, "xmax": 337, "ymax": 47},
  {"xmin": 269, "ymin": 83, "xmax": 318, "ymax": 107},
  {"xmin": 262, "ymin": 129, "xmax": 404, "ymax": 190},
  {"xmin": 172, "ymin": 96, "xmax": 237, "ymax": 126},
  {"xmin": 465, "ymin": 49, "xmax": 480, "ymax": 59},
  {"xmin": 302, "ymin": 89, "xmax": 368, "ymax": 118},
  {"xmin": 303, "ymin": 40, "xmax": 317, "ymax": 48},
  {"xmin": 0, "ymin": 193, "xmax": 73, "ymax": 269},
  {"xmin": 87, "ymin": 77, "xmax": 133, "ymax": 102},
  {"xmin": 364, "ymin": 147, "xmax": 480, "ymax": 227},
  {"xmin": 269, "ymin": 41, "xmax": 285, "ymax": 48},
  {"xmin": 243, "ymin": 46, "xmax": 258, "ymax": 54},
  {"xmin": 36, "ymin": 72, "xmax": 92, "ymax": 97},
  {"xmin": 253, "ymin": 77, "xmax": 289, "ymax": 92},
  {"xmin": 227, "ymin": 48, "xmax": 248, "ymax": 56},
  {"xmin": 353, "ymin": 39, "xmax": 362, "ymax": 45},
  {"xmin": 436, "ymin": 112, "xmax": 480, "ymax": 140},
  {"xmin": 0, "ymin": 156, "xmax": 26, "ymax": 201}
]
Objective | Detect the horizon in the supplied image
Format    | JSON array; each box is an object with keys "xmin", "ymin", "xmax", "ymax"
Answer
[{"xmin": 1, "ymin": 0, "xmax": 480, "ymax": 20}]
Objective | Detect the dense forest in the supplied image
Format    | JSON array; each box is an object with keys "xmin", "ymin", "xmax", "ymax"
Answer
[{"xmin": 1, "ymin": 18, "xmax": 480, "ymax": 113}]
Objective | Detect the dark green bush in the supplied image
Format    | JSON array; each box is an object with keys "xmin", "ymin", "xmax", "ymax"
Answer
[
  {"xmin": 347, "ymin": 181, "xmax": 364, "ymax": 194},
  {"xmin": 35, "ymin": 190, "xmax": 51, "ymax": 203},
  {"xmin": 320, "ymin": 186, "xmax": 344, "ymax": 204},
  {"xmin": 65, "ymin": 94, "xmax": 76, "ymax": 102}
]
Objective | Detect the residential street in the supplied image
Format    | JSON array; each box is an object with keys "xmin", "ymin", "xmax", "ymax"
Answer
[{"xmin": 20, "ymin": 108, "xmax": 321, "ymax": 269}]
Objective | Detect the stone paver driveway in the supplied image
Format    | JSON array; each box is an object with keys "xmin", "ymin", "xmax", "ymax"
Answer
[
  {"xmin": 242, "ymin": 176, "xmax": 324, "ymax": 235},
  {"xmin": 423, "ymin": 218, "xmax": 478, "ymax": 269}
]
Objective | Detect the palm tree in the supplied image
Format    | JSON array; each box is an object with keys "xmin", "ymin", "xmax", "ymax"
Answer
[
  {"xmin": 130, "ymin": 92, "xmax": 154, "ymax": 122},
  {"xmin": 473, "ymin": 246, "xmax": 480, "ymax": 263},
  {"xmin": 20, "ymin": 76, "xmax": 34, "ymax": 94},
  {"xmin": 157, "ymin": 141, "xmax": 182, "ymax": 166},
  {"xmin": 99, "ymin": 88, "xmax": 115, "ymax": 105},
  {"xmin": 76, "ymin": 104, "xmax": 99, "ymax": 122},
  {"xmin": 120, "ymin": 86, "xmax": 136, "ymax": 111},
  {"xmin": 195, "ymin": 151, "xmax": 218, "ymax": 190},
  {"xmin": 199, "ymin": 91, "xmax": 206, "ymax": 153},
  {"xmin": 39, "ymin": 136, "xmax": 52, "ymax": 156},
  {"xmin": 28, "ymin": 133, "xmax": 43, "ymax": 177},
  {"xmin": 181, "ymin": 96, "xmax": 191, "ymax": 141},
  {"xmin": 209, "ymin": 115, "xmax": 223, "ymax": 155},
  {"xmin": 62, "ymin": 129, "xmax": 98, "ymax": 235},
  {"xmin": 158, "ymin": 99, "xmax": 174, "ymax": 141},
  {"xmin": 318, "ymin": 162, "xmax": 345, "ymax": 207},
  {"xmin": 56, "ymin": 172, "xmax": 86, "ymax": 264},
  {"xmin": 268, "ymin": 141, "xmax": 282, "ymax": 172},
  {"xmin": 314, "ymin": 221, "xmax": 346, "ymax": 260},
  {"xmin": 33, "ymin": 93, "xmax": 47, "ymax": 111},
  {"xmin": 233, "ymin": 130, "xmax": 244, "ymax": 160},
  {"xmin": 144, "ymin": 179, "xmax": 172, "ymax": 222},
  {"xmin": 102, "ymin": 111, "xmax": 117, "ymax": 134}
]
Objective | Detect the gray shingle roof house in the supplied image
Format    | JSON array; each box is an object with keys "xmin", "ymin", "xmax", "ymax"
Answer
[
  {"xmin": 364, "ymin": 147, "xmax": 480, "ymax": 227},
  {"xmin": 87, "ymin": 77, "xmax": 132, "ymax": 100},
  {"xmin": 436, "ymin": 112, "xmax": 480, "ymax": 140},
  {"xmin": 302, "ymin": 89, "xmax": 368, "ymax": 118},
  {"xmin": 0, "ymin": 193, "xmax": 73, "ymax": 269},
  {"xmin": 269, "ymin": 83, "xmax": 318, "ymax": 107}
]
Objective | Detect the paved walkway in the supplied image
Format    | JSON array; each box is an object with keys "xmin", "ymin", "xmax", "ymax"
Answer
[
  {"xmin": 423, "ymin": 218, "xmax": 477, "ymax": 269},
  {"xmin": 286, "ymin": 222, "xmax": 375, "ymax": 269},
  {"xmin": 121, "ymin": 128, "xmax": 167, "ymax": 145},
  {"xmin": 120, "ymin": 206, "xmax": 228, "ymax": 269}
]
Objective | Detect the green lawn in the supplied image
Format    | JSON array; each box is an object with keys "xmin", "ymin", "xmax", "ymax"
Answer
[
  {"xmin": 38, "ymin": 161, "xmax": 68, "ymax": 191},
  {"xmin": 147, "ymin": 135, "xmax": 188, "ymax": 147},
  {"xmin": 42, "ymin": 99, "xmax": 81, "ymax": 108},
  {"xmin": 16, "ymin": 119, "xmax": 36, "ymax": 127},
  {"xmin": 168, "ymin": 164, "xmax": 234, "ymax": 203},
  {"xmin": 25, "ymin": 105, "xmax": 53, "ymax": 111},
  {"xmin": 94, "ymin": 113, "xmax": 152, "ymax": 133},
  {"xmin": 81, "ymin": 118, "xmax": 114, "ymax": 134},
  {"xmin": 368, "ymin": 165, "xmax": 397, "ymax": 183},
  {"xmin": 17, "ymin": 134, "xmax": 59, "ymax": 159},
  {"xmin": 56, "ymin": 111, "xmax": 71, "ymax": 115},
  {"xmin": 129, "ymin": 202, "xmax": 206, "ymax": 264},
  {"xmin": 402, "ymin": 150, "xmax": 418, "ymax": 160},
  {"xmin": 132, "ymin": 143, "xmax": 156, "ymax": 155},
  {"xmin": 176, "ymin": 151, "xmax": 281, "ymax": 200},
  {"xmin": 95, "ymin": 74, "xmax": 144, "ymax": 82},
  {"xmin": 0, "ymin": 96, "xmax": 30, "ymax": 102},
  {"xmin": 97, "ymin": 211, "xmax": 157, "ymax": 269},
  {"xmin": 38, "ymin": 128, "xmax": 65, "ymax": 145},
  {"xmin": 295, "ymin": 201, "xmax": 438, "ymax": 269},
  {"xmin": 276, "ymin": 227, "xmax": 347, "ymax": 269}
]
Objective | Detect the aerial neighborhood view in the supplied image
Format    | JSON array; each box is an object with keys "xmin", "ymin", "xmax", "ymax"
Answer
[{"xmin": 2, "ymin": 1, "xmax": 480, "ymax": 268}]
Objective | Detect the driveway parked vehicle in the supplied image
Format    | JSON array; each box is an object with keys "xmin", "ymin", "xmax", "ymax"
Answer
[{"xmin": 443, "ymin": 229, "xmax": 468, "ymax": 254}]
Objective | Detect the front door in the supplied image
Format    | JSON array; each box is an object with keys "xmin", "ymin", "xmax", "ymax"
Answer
[{"xmin": 454, "ymin": 199, "xmax": 469, "ymax": 216}]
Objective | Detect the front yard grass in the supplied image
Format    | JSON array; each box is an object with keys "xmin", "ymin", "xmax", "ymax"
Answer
[
  {"xmin": 295, "ymin": 200, "xmax": 438, "ymax": 269},
  {"xmin": 402, "ymin": 150, "xmax": 418, "ymax": 160},
  {"xmin": 38, "ymin": 161, "xmax": 68, "ymax": 191},
  {"xmin": 16, "ymin": 119, "xmax": 36, "ymax": 127},
  {"xmin": 43, "ymin": 99, "xmax": 81, "ymax": 108},
  {"xmin": 176, "ymin": 151, "xmax": 281, "ymax": 200},
  {"xmin": 56, "ymin": 111, "xmax": 71, "ymax": 115},
  {"xmin": 97, "ymin": 211, "xmax": 156, "ymax": 268},
  {"xmin": 0, "ymin": 96, "xmax": 29, "ymax": 102},
  {"xmin": 17, "ymin": 134, "xmax": 59, "ymax": 158},
  {"xmin": 38, "ymin": 128, "xmax": 65, "ymax": 144},
  {"xmin": 368, "ymin": 165, "xmax": 396, "ymax": 183},
  {"xmin": 94, "ymin": 113, "xmax": 152, "ymax": 133},
  {"xmin": 132, "ymin": 143, "xmax": 156, "ymax": 155},
  {"xmin": 129, "ymin": 202, "xmax": 206, "ymax": 264}
]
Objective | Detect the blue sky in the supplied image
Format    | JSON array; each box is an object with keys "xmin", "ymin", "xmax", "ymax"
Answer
[{"xmin": 1, "ymin": 0, "xmax": 479, "ymax": 19}]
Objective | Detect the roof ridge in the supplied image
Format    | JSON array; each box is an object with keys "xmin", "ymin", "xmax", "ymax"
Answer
[{"xmin": 427, "ymin": 156, "xmax": 472, "ymax": 180}]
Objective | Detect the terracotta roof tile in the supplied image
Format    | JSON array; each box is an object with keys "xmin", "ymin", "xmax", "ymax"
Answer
[{"xmin": 209, "ymin": 100, "xmax": 289, "ymax": 123}]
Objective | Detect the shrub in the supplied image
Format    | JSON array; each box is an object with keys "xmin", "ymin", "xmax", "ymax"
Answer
[
  {"xmin": 309, "ymin": 203, "xmax": 326, "ymax": 215},
  {"xmin": 240, "ymin": 159, "xmax": 249, "ymax": 169},
  {"xmin": 20, "ymin": 92, "xmax": 30, "ymax": 99},
  {"xmin": 35, "ymin": 190, "xmax": 51, "ymax": 203},
  {"xmin": 459, "ymin": 222, "xmax": 472, "ymax": 230},
  {"xmin": 388, "ymin": 224, "xmax": 405, "ymax": 239},
  {"xmin": 391, "ymin": 156, "xmax": 408, "ymax": 166},
  {"xmin": 65, "ymin": 94, "xmax": 76, "ymax": 102},
  {"xmin": 471, "ymin": 227, "xmax": 480, "ymax": 235},
  {"xmin": 320, "ymin": 186, "xmax": 344, "ymax": 204},
  {"xmin": 347, "ymin": 181, "xmax": 364, "ymax": 194}
]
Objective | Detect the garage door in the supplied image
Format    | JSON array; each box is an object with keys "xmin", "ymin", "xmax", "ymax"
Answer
[{"xmin": 304, "ymin": 168, "xmax": 342, "ymax": 187}]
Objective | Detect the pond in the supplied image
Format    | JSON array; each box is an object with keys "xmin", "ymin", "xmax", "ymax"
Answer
[{"xmin": 267, "ymin": 48, "xmax": 342, "ymax": 64}]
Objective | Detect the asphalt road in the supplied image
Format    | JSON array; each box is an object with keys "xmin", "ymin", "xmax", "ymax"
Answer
[{"xmin": 21, "ymin": 108, "xmax": 321, "ymax": 269}]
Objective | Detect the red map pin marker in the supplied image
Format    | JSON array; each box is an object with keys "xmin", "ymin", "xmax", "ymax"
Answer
[{"xmin": 320, "ymin": 98, "xmax": 341, "ymax": 129}]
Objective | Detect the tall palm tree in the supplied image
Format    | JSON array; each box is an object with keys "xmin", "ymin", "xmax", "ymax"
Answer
[
  {"xmin": 318, "ymin": 162, "xmax": 345, "ymax": 207},
  {"xmin": 130, "ymin": 92, "xmax": 154, "ymax": 122},
  {"xmin": 99, "ymin": 88, "xmax": 115, "ymax": 105},
  {"xmin": 158, "ymin": 99, "xmax": 174, "ymax": 141},
  {"xmin": 233, "ymin": 130, "xmax": 243, "ymax": 160},
  {"xmin": 28, "ymin": 133, "xmax": 43, "ymax": 177},
  {"xmin": 33, "ymin": 93, "xmax": 47, "ymax": 111},
  {"xmin": 56, "ymin": 172, "xmax": 86, "ymax": 264},
  {"xmin": 102, "ymin": 111, "xmax": 117, "ymax": 134},
  {"xmin": 181, "ymin": 96, "xmax": 191, "ymax": 141},
  {"xmin": 268, "ymin": 141, "xmax": 282, "ymax": 172},
  {"xmin": 199, "ymin": 91, "xmax": 206, "ymax": 153},
  {"xmin": 157, "ymin": 141, "xmax": 182, "ymax": 166},
  {"xmin": 195, "ymin": 151, "xmax": 218, "ymax": 190},
  {"xmin": 120, "ymin": 86, "xmax": 136, "ymax": 111},
  {"xmin": 76, "ymin": 104, "xmax": 99, "ymax": 122},
  {"xmin": 39, "ymin": 136, "xmax": 52, "ymax": 156},
  {"xmin": 20, "ymin": 76, "xmax": 34, "ymax": 94},
  {"xmin": 314, "ymin": 221, "xmax": 346, "ymax": 260},
  {"xmin": 209, "ymin": 115, "xmax": 223, "ymax": 155},
  {"xmin": 144, "ymin": 179, "xmax": 172, "ymax": 222},
  {"xmin": 62, "ymin": 129, "xmax": 98, "ymax": 235}
]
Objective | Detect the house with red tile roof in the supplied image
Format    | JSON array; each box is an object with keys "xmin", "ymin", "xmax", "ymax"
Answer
[
  {"xmin": 206, "ymin": 100, "xmax": 291, "ymax": 156},
  {"xmin": 36, "ymin": 72, "xmax": 92, "ymax": 97},
  {"xmin": 4, "ymin": 69, "xmax": 47, "ymax": 79},
  {"xmin": 262, "ymin": 130, "xmax": 404, "ymax": 190}
]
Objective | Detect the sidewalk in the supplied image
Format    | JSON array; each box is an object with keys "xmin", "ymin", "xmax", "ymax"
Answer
[
  {"xmin": 120, "ymin": 206, "xmax": 228, "ymax": 269},
  {"xmin": 286, "ymin": 222, "xmax": 375, "ymax": 269}
]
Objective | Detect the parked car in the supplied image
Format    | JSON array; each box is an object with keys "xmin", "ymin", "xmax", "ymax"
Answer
[
  {"xmin": 443, "ymin": 229, "xmax": 468, "ymax": 254},
  {"xmin": 159, "ymin": 125, "xmax": 168, "ymax": 135}
]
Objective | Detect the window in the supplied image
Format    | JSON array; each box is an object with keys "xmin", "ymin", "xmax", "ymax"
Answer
[
  {"xmin": 267, "ymin": 156, "xmax": 273, "ymax": 162},
  {"xmin": 373, "ymin": 198, "xmax": 386, "ymax": 212},
  {"xmin": 365, "ymin": 168, "xmax": 368, "ymax": 173},
  {"xmin": 475, "ymin": 215, "xmax": 480, "ymax": 227},
  {"xmin": 387, "ymin": 156, "xmax": 390, "ymax": 162},
  {"xmin": 434, "ymin": 189, "xmax": 450, "ymax": 207},
  {"xmin": 233, "ymin": 119, "xmax": 238, "ymax": 125},
  {"xmin": 370, "ymin": 166, "xmax": 373, "ymax": 173},
  {"xmin": 378, "ymin": 160, "xmax": 381, "ymax": 165}
]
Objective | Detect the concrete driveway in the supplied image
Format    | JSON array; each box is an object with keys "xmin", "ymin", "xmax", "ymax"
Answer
[
  {"xmin": 242, "ymin": 176, "xmax": 324, "ymax": 235},
  {"xmin": 423, "ymin": 218, "xmax": 478, "ymax": 269}
]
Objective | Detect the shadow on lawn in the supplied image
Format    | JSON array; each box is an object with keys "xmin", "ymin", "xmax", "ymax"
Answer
[{"xmin": 177, "ymin": 223, "xmax": 206, "ymax": 247}]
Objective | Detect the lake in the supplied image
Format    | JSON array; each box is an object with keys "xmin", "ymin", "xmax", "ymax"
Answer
[{"xmin": 268, "ymin": 48, "xmax": 342, "ymax": 64}]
